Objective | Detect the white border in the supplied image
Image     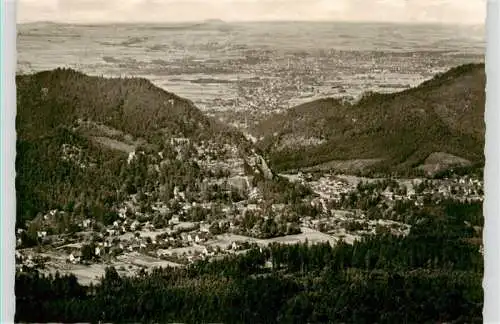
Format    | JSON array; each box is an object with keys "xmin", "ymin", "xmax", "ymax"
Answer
[
  {"xmin": 0, "ymin": 1, "xmax": 495, "ymax": 323},
  {"xmin": 484, "ymin": 0, "xmax": 500, "ymax": 322},
  {"xmin": 1, "ymin": 0, "xmax": 16, "ymax": 323}
]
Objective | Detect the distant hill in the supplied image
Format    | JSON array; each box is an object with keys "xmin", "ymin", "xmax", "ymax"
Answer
[
  {"xmin": 17, "ymin": 68, "xmax": 247, "ymax": 143},
  {"xmin": 253, "ymin": 63, "xmax": 485, "ymax": 176},
  {"xmin": 203, "ymin": 19, "xmax": 227, "ymax": 24}
]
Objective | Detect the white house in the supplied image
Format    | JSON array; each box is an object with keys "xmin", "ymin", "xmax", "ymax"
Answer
[
  {"xmin": 127, "ymin": 151, "xmax": 136, "ymax": 164},
  {"xmin": 118, "ymin": 208, "xmax": 127, "ymax": 219},
  {"xmin": 69, "ymin": 252, "xmax": 81, "ymax": 264},
  {"xmin": 169, "ymin": 215, "xmax": 180, "ymax": 225},
  {"xmin": 131, "ymin": 221, "xmax": 140, "ymax": 231},
  {"xmin": 231, "ymin": 242, "xmax": 239, "ymax": 250},
  {"xmin": 83, "ymin": 219, "xmax": 92, "ymax": 228}
]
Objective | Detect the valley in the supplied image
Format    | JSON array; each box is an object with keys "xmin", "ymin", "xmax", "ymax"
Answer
[{"xmin": 14, "ymin": 64, "xmax": 484, "ymax": 323}]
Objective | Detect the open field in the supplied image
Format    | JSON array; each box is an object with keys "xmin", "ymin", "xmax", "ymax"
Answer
[
  {"xmin": 207, "ymin": 227, "xmax": 339, "ymax": 248},
  {"xmin": 92, "ymin": 136, "xmax": 136, "ymax": 153},
  {"xmin": 39, "ymin": 250, "xmax": 183, "ymax": 285},
  {"xmin": 299, "ymin": 158, "xmax": 384, "ymax": 173}
]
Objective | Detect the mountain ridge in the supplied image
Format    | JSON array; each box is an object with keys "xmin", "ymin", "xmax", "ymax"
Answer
[
  {"xmin": 253, "ymin": 63, "xmax": 485, "ymax": 176},
  {"xmin": 17, "ymin": 68, "xmax": 256, "ymax": 149}
]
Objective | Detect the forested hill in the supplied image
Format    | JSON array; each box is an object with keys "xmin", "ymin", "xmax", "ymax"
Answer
[
  {"xmin": 16, "ymin": 68, "xmax": 248, "ymax": 145},
  {"xmin": 15, "ymin": 68, "xmax": 255, "ymax": 227},
  {"xmin": 254, "ymin": 63, "xmax": 485, "ymax": 175}
]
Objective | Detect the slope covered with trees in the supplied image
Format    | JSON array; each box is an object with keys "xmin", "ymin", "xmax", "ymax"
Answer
[
  {"xmin": 15, "ymin": 68, "xmax": 253, "ymax": 227},
  {"xmin": 16, "ymin": 68, "xmax": 251, "ymax": 143},
  {"xmin": 254, "ymin": 63, "xmax": 485, "ymax": 175}
]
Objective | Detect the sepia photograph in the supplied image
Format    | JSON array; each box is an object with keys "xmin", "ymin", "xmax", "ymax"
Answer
[{"xmin": 14, "ymin": 0, "xmax": 486, "ymax": 322}]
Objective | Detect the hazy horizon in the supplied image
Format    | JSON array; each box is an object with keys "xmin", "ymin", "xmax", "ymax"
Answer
[
  {"xmin": 17, "ymin": 19, "xmax": 485, "ymax": 27},
  {"xmin": 17, "ymin": 0, "xmax": 486, "ymax": 25}
]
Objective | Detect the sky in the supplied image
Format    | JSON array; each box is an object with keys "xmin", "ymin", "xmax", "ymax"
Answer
[{"xmin": 17, "ymin": 0, "xmax": 486, "ymax": 25}]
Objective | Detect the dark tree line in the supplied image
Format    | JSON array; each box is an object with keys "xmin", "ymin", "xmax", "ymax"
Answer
[{"xmin": 16, "ymin": 202, "xmax": 483, "ymax": 323}]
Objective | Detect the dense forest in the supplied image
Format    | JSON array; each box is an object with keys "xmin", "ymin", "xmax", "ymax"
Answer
[
  {"xmin": 254, "ymin": 63, "xmax": 485, "ymax": 175},
  {"xmin": 16, "ymin": 68, "xmax": 248, "ymax": 143},
  {"xmin": 15, "ymin": 68, "xmax": 257, "ymax": 228},
  {"xmin": 16, "ymin": 199, "xmax": 483, "ymax": 323}
]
